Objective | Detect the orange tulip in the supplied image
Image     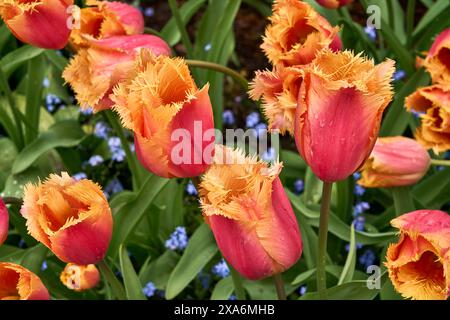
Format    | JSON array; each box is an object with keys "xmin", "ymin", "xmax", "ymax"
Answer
[
  {"xmin": 250, "ymin": 66, "xmax": 302, "ymax": 135},
  {"xmin": 0, "ymin": 198, "xmax": 8, "ymax": 246},
  {"xmin": 357, "ymin": 137, "xmax": 430, "ymax": 188},
  {"xmin": 63, "ymin": 34, "xmax": 171, "ymax": 113},
  {"xmin": 70, "ymin": 0, "xmax": 144, "ymax": 47},
  {"xmin": 316, "ymin": 0, "xmax": 353, "ymax": 9},
  {"xmin": 294, "ymin": 49, "xmax": 395, "ymax": 182},
  {"xmin": 0, "ymin": 262, "xmax": 49, "ymax": 300},
  {"xmin": 261, "ymin": 0, "xmax": 341, "ymax": 67},
  {"xmin": 199, "ymin": 145, "xmax": 302, "ymax": 280},
  {"xmin": 60, "ymin": 263, "xmax": 100, "ymax": 292},
  {"xmin": 423, "ymin": 29, "xmax": 450, "ymax": 85},
  {"xmin": 0, "ymin": 0, "xmax": 73, "ymax": 49},
  {"xmin": 405, "ymin": 84, "xmax": 450, "ymax": 153},
  {"xmin": 21, "ymin": 172, "xmax": 113, "ymax": 265},
  {"xmin": 386, "ymin": 210, "xmax": 450, "ymax": 300},
  {"xmin": 112, "ymin": 51, "xmax": 215, "ymax": 178}
]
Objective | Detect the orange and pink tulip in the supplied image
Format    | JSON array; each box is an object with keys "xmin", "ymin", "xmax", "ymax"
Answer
[
  {"xmin": 0, "ymin": 262, "xmax": 49, "ymax": 300},
  {"xmin": 357, "ymin": 137, "xmax": 430, "ymax": 188},
  {"xmin": 199, "ymin": 145, "xmax": 302, "ymax": 280},
  {"xmin": 423, "ymin": 28, "xmax": 450, "ymax": 85},
  {"xmin": 261, "ymin": 0, "xmax": 341, "ymax": 67},
  {"xmin": 0, "ymin": 0, "xmax": 74, "ymax": 49},
  {"xmin": 386, "ymin": 210, "xmax": 450, "ymax": 300},
  {"xmin": 112, "ymin": 51, "xmax": 215, "ymax": 178},
  {"xmin": 294, "ymin": 49, "xmax": 395, "ymax": 182},
  {"xmin": 21, "ymin": 172, "xmax": 113, "ymax": 265},
  {"xmin": 316, "ymin": 0, "xmax": 353, "ymax": 9},
  {"xmin": 0, "ymin": 198, "xmax": 8, "ymax": 246},
  {"xmin": 405, "ymin": 84, "xmax": 450, "ymax": 154},
  {"xmin": 60, "ymin": 263, "xmax": 100, "ymax": 292},
  {"xmin": 70, "ymin": 0, "xmax": 144, "ymax": 47},
  {"xmin": 63, "ymin": 34, "xmax": 171, "ymax": 113}
]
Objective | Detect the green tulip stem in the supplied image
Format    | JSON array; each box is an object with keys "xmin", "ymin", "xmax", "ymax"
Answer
[{"xmin": 430, "ymin": 159, "xmax": 450, "ymax": 167}]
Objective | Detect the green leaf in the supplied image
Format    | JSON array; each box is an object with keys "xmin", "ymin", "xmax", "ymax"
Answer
[
  {"xmin": 119, "ymin": 245, "xmax": 146, "ymax": 300},
  {"xmin": 0, "ymin": 46, "xmax": 45, "ymax": 78},
  {"xmin": 108, "ymin": 175, "xmax": 170, "ymax": 258},
  {"xmin": 338, "ymin": 224, "xmax": 356, "ymax": 285},
  {"xmin": 413, "ymin": 168, "xmax": 450, "ymax": 206},
  {"xmin": 303, "ymin": 167, "xmax": 323, "ymax": 205},
  {"xmin": 166, "ymin": 223, "xmax": 218, "ymax": 299},
  {"xmin": 12, "ymin": 120, "xmax": 85, "ymax": 174},
  {"xmin": 0, "ymin": 137, "xmax": 18, "ymax": 172},
  {"xmin": 211, "ymin": 277, "xmax": 234, "ymax": 300},
  {"xmin": 20, "ymin": 244, "xmax": 48, "ymax": 274},
  {"xmin": 291, "ymin": 269, "xmax": 317, "ymax": 285},
  {"xmin": 300, "ymin": 281, "xmax": 380, "ymax": 300},
  {"xmin": 44, "ymin": 50, "xmax": 68, "ymax": 72},
  {"xmin": 413, "ymin": 0, "xmax": 450, "ymax": 41},
  {"xmin": 391, "ymin": 186, "xmax": 415, "ymax": 216},
  {"xmin": 139, "ymin": 250, "xmax": 180, "ymax": 290}
]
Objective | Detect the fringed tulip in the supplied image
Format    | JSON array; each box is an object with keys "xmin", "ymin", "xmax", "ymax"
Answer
[
  {"xmin": 60, "ymin": 263, "xmax": 100, "ymax": 292},
  {"xmin": 199, "ymin": 145, "xmax": 302, "ymax": 280},
  {"xmin": 405, "ymin": 85, "xmax": 450, "ymax": 154},
  {"xmin": 316, "ymin": 0, "xmax": 353, "ymax": 9},
  {"xmin": 357, "ymin": 137, "xmax": 430, "ymax": 188},
  {"xmin": 0, "ymin": 198, "xmax": 8, "ymax": 245},
  {"xmin": 0, "ymin": 0, "xmax": 73, "ymax": 49},
  {"xmin": 112, "ymin": 51, "xmax": 215, "ymax": 178},
  {"xmin": 70, "ymin": 0, "xmax": 144, "ymax": 47},
  {"xmin": 63, "ymin": 34, "xmax": 170, "ymax": 113},
  {"xmin": 294, "ymin": 49, "xmax": 395, "ymax": 182},
  {"xmin": 249, "ymin": 66, "xmax": 302, "ymax": 135},
  {"xmin": 261, "ymin": 0, "xmax": 341, "ymax": 67},
  {"xmin": 0, "ymin": 263, "xmax": 49, "ymax": 300},
  {"xmin": 423, "ymin": 29, "xmax": 450, "ymax": 85},
  {"xmin": 21, "ymin": 172, "xmax": 113, "ymax": 265},
  {"xmin": 386, "ymin": 210, "xmax": 450, "ymax": 300}
]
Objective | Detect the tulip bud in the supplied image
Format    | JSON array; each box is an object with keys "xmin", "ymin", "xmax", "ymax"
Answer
[
  {"xmin": 0, "ymin": 0, "xmax": 73, "ymax": 49},
  {"xmin": 0, "ymin": 262, "xmax": 50, "ymax": 300},
  {"xmin": 386, "ymin": 210, "xmax": 450, "ymax": 300},
  {"xmin": 112, "ymin": 51, "xmax": 215, "ymax": 178},
  {"xmin": 63, "ymin": 34, "xmax": 171, "ymax": 113},
  {"xmin": 0, "ymin": 198, "xmax": 8, "ymax": 246},
  {"xmin": 316, "ymin": 0, "xmax": 353, "ymax": 9},
  {"xmin": 405, "ymin": 84, "xmax": 450, "ymax": 154},
  {"xmin": 261, "ymin": 0, "xmax": 341, "ymax": 67},
  {"xmin": 294, "ymin": 49, "xmax": 395, "ymax": 182},
  {"xmin": 70, "ymin": 0, "xmax": 144, "ymax": 47},
  {"xmin": 21, "ymin": 172, "xmax": 113, "ymax": 265},
  {"xmin": 423, "ymin": 28, "xmax": 450, "ymax": 85},
  {"xmin": 60, "ymin": 263, "xmax": 100, "ymax": 292},
  {"xmin": 199, "ymin": 145, "xmax": 302, "ymax": 280},
  {"xmin": 357, "ymin": 137, "xmax": 431, "ymax": 188}
]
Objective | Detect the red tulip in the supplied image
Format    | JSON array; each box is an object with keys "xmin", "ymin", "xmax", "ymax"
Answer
[
  {"xmin": 424, "ymin": 28, "xmax": 450, "ymax": 85},
  {"xmin": 0, "ymin": 198, "xmax": 8, "ymax": 246},
  {"xmin": 199, "ymin": 145, "xmax": 302, "ymax": 280},
  {"xmin": 0, "ymin": 263, "xmax": 49, "ymax": 300},
  {"xmin": 112, "ymin": 51, "xmax": 215, "ymax": 178},
  {"xmin": 21, "ymin": 172, "xmax": 113, "ymax": 265},
  {"xmin": 0, "ymin": 0, "xmax": 74, "ymax": 49},
  {"xmin": 294, "ymin": 49, "xmax": 395, "ymax": 182},
  {"xmin": 316, "ymin": 0, "xmax": 353, "ymax": 9}
]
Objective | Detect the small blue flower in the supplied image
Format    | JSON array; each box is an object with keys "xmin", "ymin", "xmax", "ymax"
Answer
[
  {"xmin": 88, "ymin": 155, "xmax": 104, "ymax": 167},
  {"xmin": 165, "ymin": 227, "xmax": 189, "ymax": 251},
  {"xmin": 41, "ymin": 261, "xmax": 48, "ymax": 271},
  {"xmin": 352, "ymin": 215, "xmax": 365, "ymax": 232},
  {"xmin": 353, "ymin": 201, "xmax": 370, "ymax": 217},
  {"xmin": 222, "ymin": 110, "xmax": 235, "ymax": 126},
  {"xmin": 105, "ymin": 179, "xmax": 124, "ymax": 197},
  {"xmin": 185, "ymin": 180, "xmax": 198, "ymax": 196},
  {"xmin": 73, "ymin": 172, "xmax": 87, "ymax": 181},
  {"xmin": 261, "ymin": 147, "xmax": 276, "ymax": 162},
  {"xmin": 354, "ymin": 184, "xmax": 365, "ymax": 196},
  {"xmin": 198, "ymin": 271, "xmax": 211, "ymax": 289},
  {"xmin": 80, "ymin": 107, "xmax": 94, "ymax": 116},
  {"xmin": 144, "ymin": 7, "xmax": 154, "ymax": 17},
  {"xmin": 108, "ymin": 137, "xmax": 126, "ymax": 162},
  {"xmin": 364, "ymin": 26, "xmax": 377, "ymax": 41},
  {"xmin": 234, "ymin": 96, "xmax": 243, "ymax": 103},
  {"xmin": 253, "ymin": 122, "xmax": 267, "ymax": 138},
  {"xmin": 393, "ymin": 70, "xmax": 406, "ymax": 81},
  {"xmin": 204, "ymin": 43, "xmax": 212, "ymax": 52},
  {"xmin": 130, "ymin": 143, "xmax": 135, "ymax": 153},
  {"xmin": 143, "ymin": 282, "xmax": 156, "ymax": 298},
  {"xmin": 293, "ymin": 179, "xmax": 304, "ymax": 195},
  {"xmin": 298, "ymin": 285, "xmax": 307, "ymax": 296},
  {"xmin": 352, "ymin": 172, "xmax": 361, "ymax": 180},
  {"xmin": 359, "ymin": 249, "xmax": 376, "ymax": 270},
  {"xmin": 212, "ymin": 259, "xmax": 230, "ymax": 278},
  {"xmin": 345, "ymin": 242, "xmax": 363, "ymax": 252},
  {"xmin": 246, "ymin": 112, "xmax": 260, "ymax": 128},
  {"xmin": 229, "ymin": 294, "xmax": 237, "ymax": 300},
  {"xmin": 18, "ymin": 239, "xmax": 26, "ymax": 248},
  {"xmin": 94, "ymin": 121, "xmax": 110, "ymax": 139},
  {"xmin": 43, "ymin": 78, "xmax": 50, "ymax": 88}
]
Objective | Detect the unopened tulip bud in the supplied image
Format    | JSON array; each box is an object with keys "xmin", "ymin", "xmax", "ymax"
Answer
[{"xmin": 60, "ymin": 263, "xmax": 100, "ymax": 292}]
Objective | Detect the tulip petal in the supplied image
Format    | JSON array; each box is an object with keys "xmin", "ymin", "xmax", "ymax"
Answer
[{"xmin": 0, "ymin": 199, "xmax": 8, "ymax": 245}]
